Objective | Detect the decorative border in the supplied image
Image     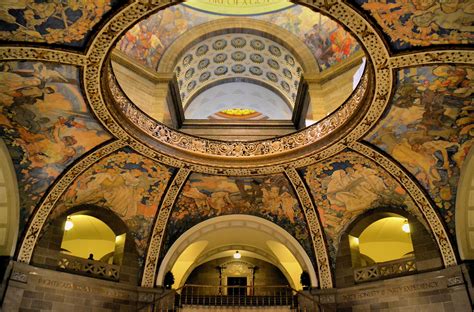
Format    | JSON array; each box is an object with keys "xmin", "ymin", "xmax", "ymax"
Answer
[
  {"xmin": 0, "ymin": 47, "xmax": 87, "ymax": 65},
  {"xmin": 16, "ymin": 140, "xmax": 126, "ymax": 263},
  {"xmin": 80, "ymin": 0, "xmax": 390, "ymax": 169},
  {"xmin": 107, "ymin": 63, "xmax": 369, "ymax": 158},
  {"xmin": 389, "ymin": 50, "xmax": 474, "ymax": 68},
  {"xmin": 141, "ymin": 168, "xmax": 190, "ymax": 287},
  {"xmin": 348, "ymin": 142, "xmax": 457, "ymax": 267},
  {"xmin": 285, "ymin": 168, "xmax": 333, "ymax": 289}
]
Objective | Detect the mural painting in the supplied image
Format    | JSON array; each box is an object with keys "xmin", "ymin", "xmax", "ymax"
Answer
[
  {"xmin": 355, "ymin": 0, "xmax": 474, "ymax": 50},
  {"xmin": 163, "ymin": 173, "xmax": 314, "ymax": 264},
  {"xmin": 51, "ymin": 148, "xmax": 175, "ymax": 260},
  {"xmin": 367, "ymin": 65, "xmax": 474, "ymax": 234},
  {"xmin": 0, "ymin": 0, "xmax": 119, "ymax": 47},
  {"xmin": 117, "ymin": 4, "xmax": 360, "ymax": 71},
  {"xmin": 302, "ymin": 151, "xmax": 424, "ymax": 263},
  {"xmin": 0, "ymin": 61, "xmax": 111, "ymax": 230}
]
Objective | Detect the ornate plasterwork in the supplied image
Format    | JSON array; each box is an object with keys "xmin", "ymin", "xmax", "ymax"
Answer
[
  {"xmin": 389, "ymin": 50, "xmax": 474, "ymax": 68},
  {"xmin": 6, "ymin": 0, "xmax": 468, "ymax": 289},
  {"xmin": 141, "ymin": 168, "xmax": 190, "ymax": 288},
  {"xmin": 16, "ymin": 140, "xmax": 126, "ymax": 263},
  {"xmin": 0, "ymin": 47, "xmax": 87, "ymax": 65},
  {"xmin": 285, "ymin": 168, "xmax": 333, "ymax": 289},
  {"xmin": 175, "ymin": 33, "xmax": 303, "ymax": 106},
  {"xmin": 107, "ymin": 64, "xmax": 370, "ymax": 160},
  {"xmin": 348, "ymin": 142, "xmax": 457, "ymax": 267},
  {"xmin": 79, "ymin": 0, "xmax": 385, "ymax": 169}
]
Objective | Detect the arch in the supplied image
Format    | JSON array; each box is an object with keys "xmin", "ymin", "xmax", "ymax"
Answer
[
  {"xmin": 31, "ymin": 204, "xmax": 141, "ymax": 284},
  {"xmin": 335, "ymin": 206, "xmax": 443, "ymax": 287},
  {"xmin": 158, "ymin": 18, "xmax": 319, "ymax": 74},
  {"xmin": 181, "ymin": 245, "xmax": 296, "ymax": 290},
  {"xmin": 456, "ymin": 146, "xmax": 474, "ymax": 259},
  {"xmin": 157, "ymin": 215, "xmax": 317, "ymax": 290},
  {"xmin": 0, "ymin": 138, "xmax": 19, "ymax": 257},
  {"xmin": 184, "ymin": 77, "xmax": 293, "ymax": 113}
]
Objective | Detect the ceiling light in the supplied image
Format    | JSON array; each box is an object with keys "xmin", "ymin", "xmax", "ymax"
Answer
[
  {"xmin": 233, "ymin": 251, "xmax": 241, "ymax": 259},
  {"xmin": 65, "ymin": 217, "xmax": 74, "ymax": 231},
  {"xmin": 402, "ymin": 222, "xmax": 410, "ymax": 233}
]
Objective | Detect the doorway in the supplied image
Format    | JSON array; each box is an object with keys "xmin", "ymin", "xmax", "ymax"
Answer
[{"xmin": 227, "ymin": 277, "xmax": 247, "ymax": 296}]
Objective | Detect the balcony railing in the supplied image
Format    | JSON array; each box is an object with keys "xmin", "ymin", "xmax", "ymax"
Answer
[
  {"xmin": 57, "ymin": 254, "xmax": 120, "ymax": 281},
  {"xmin": 353, "ymin": 257, "xmax": 417, "ymax": 283},
  {"xmin": 141, "ymin": 284, "xmax": 325, "ymax": 312}
]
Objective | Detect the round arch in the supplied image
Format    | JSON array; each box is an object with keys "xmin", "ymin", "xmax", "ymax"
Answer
[
  {"xmin": 157, "ymin": 18, "xmax": 319, "ymax": 74},
  {"xmin": 157, "ymin": 214, "xmax": 318, "ymax": 289},
  {"xmin": 0, "ymin": 138, "xmax": 19, "ymax": 257},
  {"xmin": 456, "ymin": 146, "xmax": 474, "ymax": 259}
]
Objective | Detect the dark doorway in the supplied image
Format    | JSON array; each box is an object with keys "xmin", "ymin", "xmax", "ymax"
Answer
[{"xmin": 227, "ymin": 277, "xmax": 247, "ymax": 296}]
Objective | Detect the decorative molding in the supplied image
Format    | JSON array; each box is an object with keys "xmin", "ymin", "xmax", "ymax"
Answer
[
  {"xmin": 348, "ymin": 142, "xmax": 457, "ymax": 267},
  {"xmin": 81, "ymin": 0, "xmax": 390, "ymax": 171},
  {"xmin": 141, "ymin": 168, "xmax": 190, "ymax": 288},
  {"xmin": 0, "ymin": 47, "xmax": 87, "ymax": 65},
  {"xmin": 16, "ymin": 140, "xmax": 126, "ymax": 263},
  {"xmin": 106, "ymin": 64, "xmax": 370, "ymax": 159},
  {"xmin": 389, "ymin": 50, "xmax": 474, "ymax": 68},
  {"xmin": 285, "ymin": 168, "xmax": 333, "ymax": 289}
]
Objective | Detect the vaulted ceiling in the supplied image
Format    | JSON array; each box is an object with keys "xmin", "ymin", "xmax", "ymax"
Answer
[{"xmin": 0, "ymin": 0, "xmax": 472, "ymax": 289}]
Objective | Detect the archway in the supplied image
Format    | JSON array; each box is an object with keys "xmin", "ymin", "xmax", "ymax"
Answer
[{"xmin": 157, "ymin": 215, "xmax": 317, "ymax": 290}]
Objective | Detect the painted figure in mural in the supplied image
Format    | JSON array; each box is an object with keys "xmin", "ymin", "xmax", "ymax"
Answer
[
  {"xmin": 0, "ymin": 62, "xmax": 110, "ymax": 228},
  {"xmin": 116, "ymin": 4, "xmax": 360, "ymax": 72},
  {"xmin": 0, "ymin": 0, "xmax": 115, "ymax": 46},
  {"xmin": 357, "ymin": 0, "xmax": 474, "ymax": 49},
  {"xmin": 368, "ymin": 65, "xmax": 473, "ymax": 232},
  {"xmin": 51, "ymin": 149, "xmax": 173, "ymax": 262},
  {"xmin": 166, "ymin": 174, "xmax": 313, "ymax": 264},
  {"xmin": 304, "ymin": 151, "xmax": 422, "ymax": 262}
]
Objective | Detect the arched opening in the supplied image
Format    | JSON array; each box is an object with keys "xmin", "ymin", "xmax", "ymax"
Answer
[
  {"xmin": 60, "ymin": 214, "xmax": 126, "ymax": 265},
  {"xmin": 0, "ymin": 138, "xmax": 19, "ymax": 283},
  {"xmin": 348, "ymin": 215, "xmax": 414, "ymax": 268},
  {"xmin": 32, "ymin": 206, "xmax": 140, "ymax": 284},
  {"xmin": 335, "ymin": 208, "xmax": 443, "ymax": 287},
  {"xmin": 157, "ymin": 215, "xmax": 317, "ymax": 290}
]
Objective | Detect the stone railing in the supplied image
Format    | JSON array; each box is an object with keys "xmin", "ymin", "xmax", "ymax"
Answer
[
  {"xmin": 57, "ymin": 254, "xmax": 120, "ymax": 281},
  {"xmin": 353, "ymin": 257, "xmax": 417, "ymax": 283}
]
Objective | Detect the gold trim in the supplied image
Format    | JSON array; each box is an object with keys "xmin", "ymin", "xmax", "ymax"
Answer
[
  {"xmin": 389, "ymin": 50, "xmax": 474, "ymax": 68},
  {"xmin": 16, "ymin": 140, "xmax": 126, "ymax": 263},
  {"xmin": 0, "ymin": 47, "xmax": 87, "ymax": 66},
  {"xmin": 348, "ymin": 142, "xmax": 457, "ymax": 267},
  {"xmin": 141, "ymin": 168, "xmax": 191, "ymax": 288},
  {"xmin": 285, "ymin": 168, "xmax": 333, "ymax": 289}
]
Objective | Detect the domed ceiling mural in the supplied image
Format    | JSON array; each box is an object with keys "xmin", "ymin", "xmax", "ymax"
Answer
[{"xmin": 0, "ymin": 0, "xmax": 472, "ymax": 290}]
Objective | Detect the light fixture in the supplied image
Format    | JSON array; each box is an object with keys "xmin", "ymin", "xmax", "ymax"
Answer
[
  {"xmin": 64, "ymin": 217, "xmax": 74, "ymax": 231},
  {"xmin": 402, "ymin": 221, "xmax": 410, "ymax": 233},
  {"xmin": 233, "ymin": 251, "xmax": 241, "ymax": 259}
]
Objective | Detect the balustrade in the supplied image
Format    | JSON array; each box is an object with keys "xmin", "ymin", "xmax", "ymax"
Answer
[
  {"xmin": 353, "ymin": 257, "xmax": 417, "ymax": 283},
  {"xmin": 57, "ymin": 253, "xmax": 120, "ymax": 281}
]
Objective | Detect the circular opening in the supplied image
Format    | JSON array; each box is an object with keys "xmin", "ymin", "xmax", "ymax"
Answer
[{"xmin": 110, "ymin": 1, "xmax": 368, "ymax": 142}]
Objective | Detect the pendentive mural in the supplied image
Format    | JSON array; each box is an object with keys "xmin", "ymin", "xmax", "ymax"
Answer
[
  {"xmin": 354, "ymin": 0, "xmax": 474, "ymax": 50},
  {"xmin": 0, "ymin": 0, "xmax": 120, "ymax": 47},
  {"xmin": 367, "ymin": 65, "xmax": 474, "ymax": 234},
  {"xmin": 49, "ymin": 148, "xmax": 174, "ymax": 263},
  {"xmin": 0, "ymin": 61, "xmax": 111, "ymax": 230},
  {"xmin": 117, "ymin": 4, "xmax": 360, "ymax": 71},
  {"xmin": 302, "ymin": 151, "xmax": 425, "ymax": 264},
  {"xmin": 162, "ymin": 173, "xmax": 315, "ymax": 264}
]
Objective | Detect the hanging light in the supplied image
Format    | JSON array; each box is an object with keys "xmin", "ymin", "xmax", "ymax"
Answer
[
  {"xmin": 65, "ymin": 217, "xmax": 74, "ymax": 231},
  {"xmin": 402, "ymin": 221, "xmax": 410, "ymax": 233},
  {"xmin": 233, "ymin": 251, "xmax": 241, "ymax": 259}
]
